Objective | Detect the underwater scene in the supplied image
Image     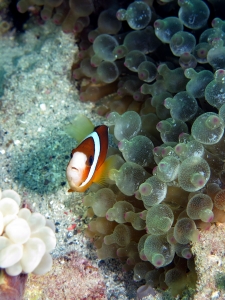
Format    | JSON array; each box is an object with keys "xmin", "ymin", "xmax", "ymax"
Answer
[{"xmin": 1, "ymin": 0, "xmax": 225, "ymax": 299}]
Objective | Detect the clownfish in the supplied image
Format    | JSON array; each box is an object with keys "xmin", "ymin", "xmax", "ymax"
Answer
[{"xmin": 66, "ymin": 125, "xmax": 109, "ymax": 192}]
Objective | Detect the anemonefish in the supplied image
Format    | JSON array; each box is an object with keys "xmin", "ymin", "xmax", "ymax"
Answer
[{"xmin": 66, "ymin": 125, "xmax": 109, "ymax": 192}]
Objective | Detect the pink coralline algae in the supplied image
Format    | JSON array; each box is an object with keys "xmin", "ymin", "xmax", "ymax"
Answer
[{"xmin": 24, "ymin": 252, "xmax": 107, "ymax": 300}]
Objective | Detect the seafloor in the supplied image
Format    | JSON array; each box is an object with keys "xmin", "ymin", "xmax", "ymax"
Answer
[{"xmin": 1, "ymin": 19, "xmax": 225, "ymax": 300}]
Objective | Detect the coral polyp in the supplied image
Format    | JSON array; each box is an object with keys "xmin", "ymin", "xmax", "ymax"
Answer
[{"xmin": 0, "ymin": 189, "xmax": 56, "ymax": 276}]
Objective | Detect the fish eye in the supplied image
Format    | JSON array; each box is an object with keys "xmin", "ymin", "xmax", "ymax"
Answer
[
  {"xmin": 70, "ymin": 152, "xmax": 73, "ymax": 159},
  {"xmin": 89, "ymin": 155, "xmax": 94, "ymax": 166}
]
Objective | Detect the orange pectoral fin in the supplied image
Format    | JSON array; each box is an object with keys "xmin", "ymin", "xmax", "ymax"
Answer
[{"xmin": 92, "ymin": 154, "xmax": 124, "ymax": 187}]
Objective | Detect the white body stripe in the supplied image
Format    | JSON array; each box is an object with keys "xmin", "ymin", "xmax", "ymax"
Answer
[{"xmin": 80, "ymin": 131, "xmax": 100, "ymax": 187}]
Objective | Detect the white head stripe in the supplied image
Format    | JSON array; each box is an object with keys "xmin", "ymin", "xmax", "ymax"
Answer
[{"xmin": 80, "ymin": 131, "xmax": 100, "ymax": 187}]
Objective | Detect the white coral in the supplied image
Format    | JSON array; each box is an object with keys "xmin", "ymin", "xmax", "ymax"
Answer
[{"xmin": 0, "ymin": 189, "xmax": 56, "ymax": 276}]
